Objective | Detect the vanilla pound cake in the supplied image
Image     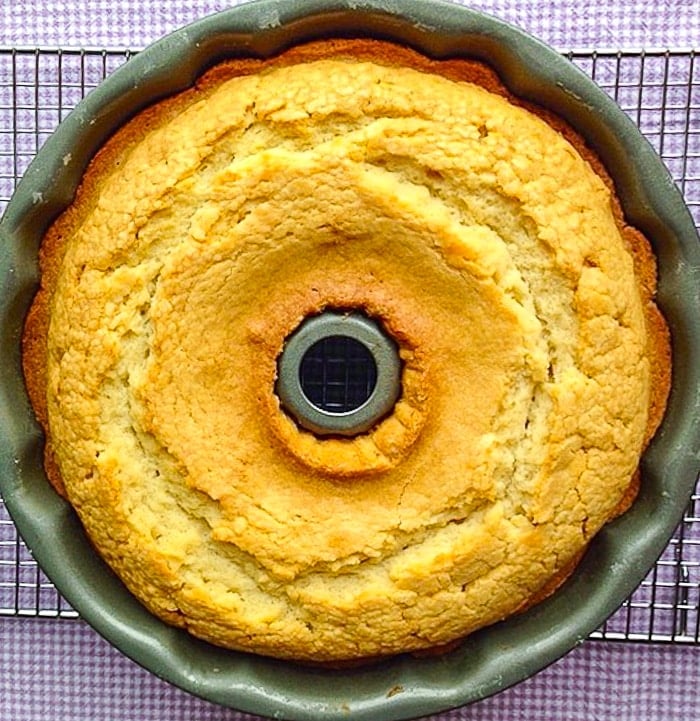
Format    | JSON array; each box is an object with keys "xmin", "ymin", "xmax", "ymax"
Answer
[{"xmin": 23, "ymin": 40, "xmax": 670, "ymax": 663}]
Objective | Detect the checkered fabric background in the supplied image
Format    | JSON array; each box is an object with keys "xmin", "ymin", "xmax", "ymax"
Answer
[
  {"xmin": 2, "ymin": 619, "xmax": 700, "ymax": 721},
  {"xmin": 1, "ymin": 1, "xmax": 699, "ymax": 720},
  {"xmin": 0, "ymin": 0, "xmax": 699, "ymax": 50}
]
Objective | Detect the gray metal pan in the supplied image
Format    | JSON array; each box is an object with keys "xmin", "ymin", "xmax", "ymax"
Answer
[{"xmin": 1, "ymin": 1, "xmax": 699, "ymax": 719}]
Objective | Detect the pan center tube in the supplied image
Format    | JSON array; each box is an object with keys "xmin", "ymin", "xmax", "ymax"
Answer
[{"xmin": 276, "ymin": 311, "xmax": 402, "ymax": 436}]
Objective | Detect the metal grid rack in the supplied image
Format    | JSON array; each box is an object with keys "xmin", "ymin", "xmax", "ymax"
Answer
[{"xmin": 0, "ymin": 47, "xmax": 699, "ymax": 642}]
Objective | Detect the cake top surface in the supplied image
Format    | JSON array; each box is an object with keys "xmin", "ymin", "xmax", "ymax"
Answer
[{"xmin": 24, "ymin": 40, "xmax": 666, "ymax": 662}]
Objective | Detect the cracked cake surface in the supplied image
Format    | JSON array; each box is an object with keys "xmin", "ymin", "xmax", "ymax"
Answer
[{"xmin": 23, "ymin": 39, "xmax": 670, "ymax": 662}]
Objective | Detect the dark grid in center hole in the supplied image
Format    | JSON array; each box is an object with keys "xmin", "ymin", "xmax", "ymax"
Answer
[{"xmin": 299, "ymin": 335, "xmax": 377, "ymax": 413}]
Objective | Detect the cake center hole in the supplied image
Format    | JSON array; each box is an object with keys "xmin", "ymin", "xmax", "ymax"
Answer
[
  {"xmin": 299, "ymin": 335, "xmax": 378, "ymax": 413},
  {"xmin": 275, "ymin": 310, "xmax": 402, "ymax": 437}
]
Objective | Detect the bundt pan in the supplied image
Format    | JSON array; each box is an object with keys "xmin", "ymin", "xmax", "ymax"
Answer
[{"xmin": 1, "ymin": 0, "xmax": 699, "ymax": 718}]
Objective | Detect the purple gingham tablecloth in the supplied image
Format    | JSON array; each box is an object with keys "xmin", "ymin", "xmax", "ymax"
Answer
[
  {"xmin": 0, "ymin": 0, "xmax": 699, "ymax": 50},
  {"xmin": 1, "ymin": 1, "xmax": 699, "ymax": 720},
  {"xmin": 2, "ymin": 617, "xmax": 700, "ymax": 721}
]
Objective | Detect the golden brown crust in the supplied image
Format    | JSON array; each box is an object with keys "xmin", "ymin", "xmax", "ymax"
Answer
[
  {"xmin": 24, "ymin": 39, "xmax": 671, "ymax": 493},
  {"xmin": 22, "ymin": 38, "xmax": 671, "ymax": 662}
]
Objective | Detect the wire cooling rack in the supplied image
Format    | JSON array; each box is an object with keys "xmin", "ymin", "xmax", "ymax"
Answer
[{"xmin": 0, "ymin": 47, "xmax": 699, "ymax": 643}]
